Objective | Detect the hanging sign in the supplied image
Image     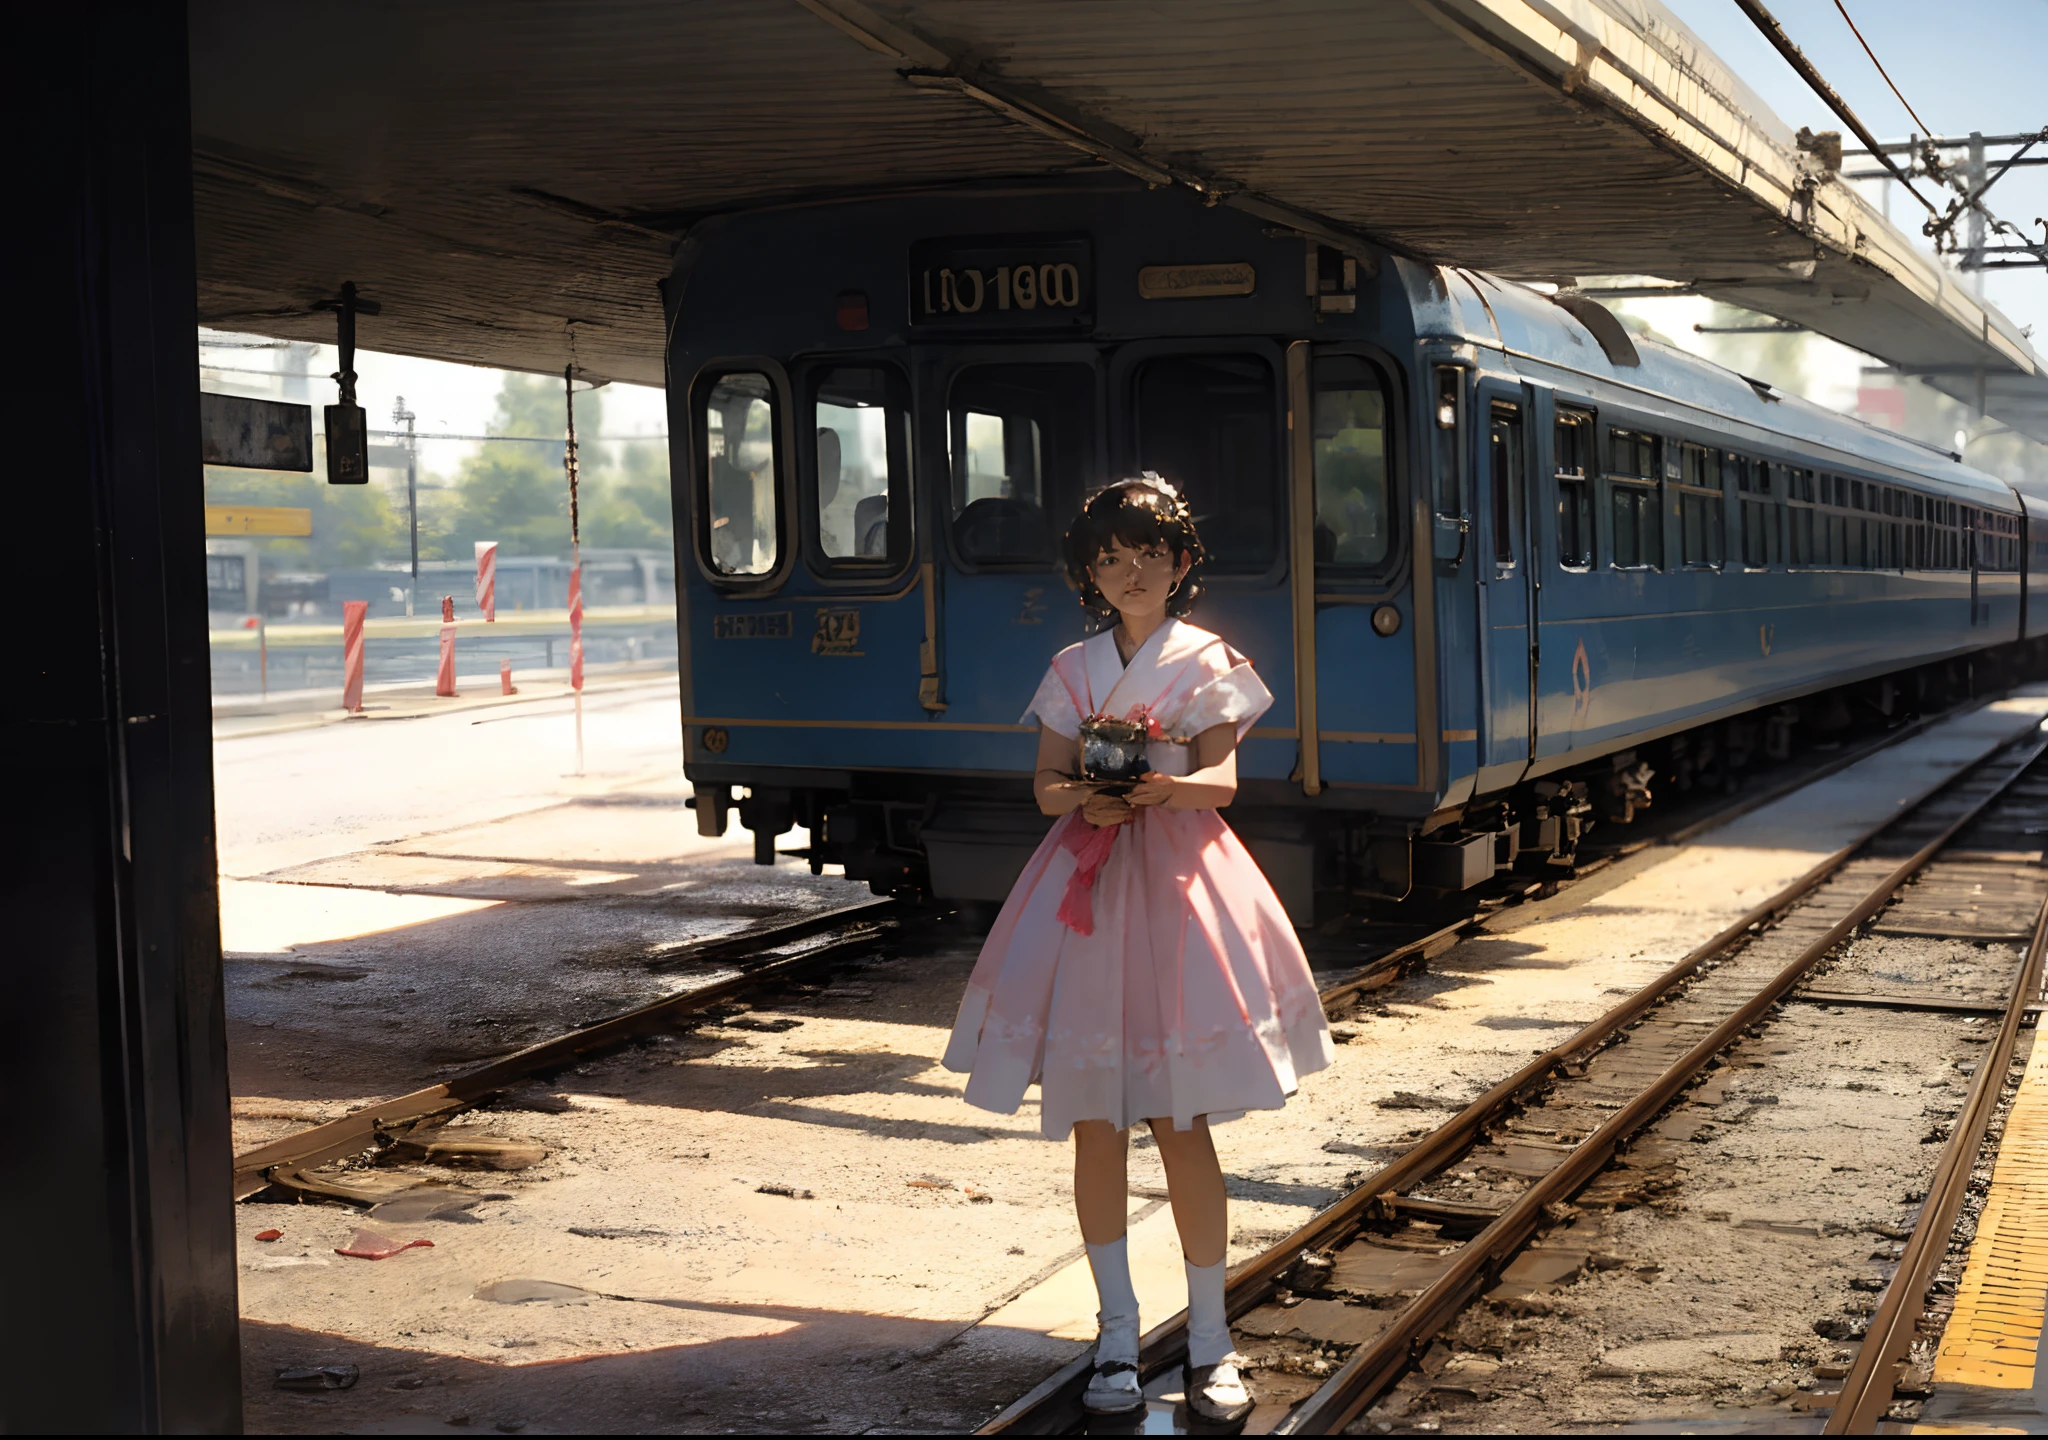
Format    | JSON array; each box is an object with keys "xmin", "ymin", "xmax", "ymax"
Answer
[{"xmin": 909, "ymin": 236, "xmax": 1092, "ymax": 331}]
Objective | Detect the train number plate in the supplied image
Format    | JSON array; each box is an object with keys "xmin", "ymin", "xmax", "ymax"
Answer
[
  {"xmin": 712, "ymin": 611, "xmax": 792, "ymax": 640},
  {"xmin": 909, "ymin": 236, "xmax": 1092, "ymax": 330}
]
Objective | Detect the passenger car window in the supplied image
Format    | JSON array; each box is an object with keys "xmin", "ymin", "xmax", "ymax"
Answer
[
  {"xmin": 1489, "ymin": 404, "xmax": 1523, "ymax": 571},
  {"xmin": 1607, "ymin": 427, "xmax": 1662, "ymax": 570},
  {"xmin": 1676, "ymin": 442, "xmax": 1723, "ymax": 568},
  {"xmin": 810, "ymin": 365, "xmax": 905, "ymax": 564},
  {"xmin": 1311, "ymin": 357, "xmax": 1391, "ymax": 568},
  {"xmin": 948, "ymin": 363, "xmax": 1096, "ymax": 566},
  {"xmin": 1554, "ymin": 410, "xmax": 1594, "ymax": 570},
  {"xmin": 1134, "ymin": 353, "xmax": 1280, "ymax": 572},
  {"xmin": 700, "ymin": 372, "xmax": 778, "ymax": 578}
]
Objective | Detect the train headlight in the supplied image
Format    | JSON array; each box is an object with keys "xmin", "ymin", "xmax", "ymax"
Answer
[{"xmin": 1371, "ymin": 604, "xmax": 1402, "ymax": 637}]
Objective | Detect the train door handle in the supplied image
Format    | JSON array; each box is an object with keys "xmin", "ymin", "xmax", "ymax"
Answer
[{"xmin": 1433, "ymin": 512, "xmax": 1468, "ymax": 562}]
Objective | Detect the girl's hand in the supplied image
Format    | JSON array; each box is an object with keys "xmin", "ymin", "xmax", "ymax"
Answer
[
  {"xmin": 1126, "ymin": 772, "xmax": 1175, "ymax": 807},
  {"xmin": 1082, "ymin": 792, "xmax": 1134, "ymax": 827}
]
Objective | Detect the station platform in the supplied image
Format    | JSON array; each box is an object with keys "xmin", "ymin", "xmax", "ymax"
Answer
[{"xmin": 1917, "ymin": 1029, "xmax": 2048, "ymax": 1434}]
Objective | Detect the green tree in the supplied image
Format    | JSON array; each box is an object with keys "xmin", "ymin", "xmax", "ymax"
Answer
[
  {"xmin": 442, "ymin": 373, "xmax": 601, "ymax": 559},
  {"xmin": 442, "ymin": 372, "xmax": 676, "ymax": 557},
  {"xmin": 580, "ymin": 438, "xmax": 674, "ymax": 550}
]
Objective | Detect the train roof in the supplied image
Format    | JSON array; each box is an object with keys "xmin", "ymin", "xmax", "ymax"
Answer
[{"xmin": 1406, "ymin": 260, "xmax": 2017, "ymax": 510}]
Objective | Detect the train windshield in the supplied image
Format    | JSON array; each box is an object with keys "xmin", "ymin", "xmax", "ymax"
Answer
[
  {"xmin": 702, "ymin": 371, "xmax": 778, "ymax": 577},
  {"xmin": 948, "ymin": 362, "xmax": 1097, "ymax": 565},
  {"xmin": 1133, "ymin": 353, "xmax": 1281, "ymax": 572}
]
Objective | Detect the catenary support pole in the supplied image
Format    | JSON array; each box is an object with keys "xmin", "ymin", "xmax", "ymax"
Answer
[
  {"xmin": 3, "ymin": 0, "xmax": 243, "ymax": 1431},
  {"xmin": 565, "ymin": 362, "xmax": 585, "ymax": 775}
]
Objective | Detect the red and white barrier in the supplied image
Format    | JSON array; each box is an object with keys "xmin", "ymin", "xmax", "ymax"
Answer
[
  {"xmin": 567, "ymin": 562, "xmax": 585, "ymax": 692},
  {"xmin": 436, "ymin": 594, "xmax": 457, "ymax": 697},
  {"xmin": 474, "ymin": 540, "xmax": 498, "ymax": 622},
  {"xmin": 341, "ymin": 600, "xmax": 367, "ymax": 712},
  {"xmin": 499, "ymin": 658, "xmax": 516, "ymax": 695}
]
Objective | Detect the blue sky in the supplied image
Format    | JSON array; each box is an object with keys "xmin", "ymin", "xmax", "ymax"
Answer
[{"xmin": 1661, "ymin": 0, "xmax": 2047, "ymax": 346}]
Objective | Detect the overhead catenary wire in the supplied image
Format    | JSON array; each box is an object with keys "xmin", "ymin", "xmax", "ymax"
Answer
[
  {"xmin": 1829, "ymin": 0, "xmax": 1933, "ymax": 137},
  {"xmin": 1727, "ymin": 0, "xmax": 1938, "ymax": 214}
]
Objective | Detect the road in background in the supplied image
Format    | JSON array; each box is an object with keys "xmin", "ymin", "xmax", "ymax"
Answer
[{"xmin": 213, "ymin": 674, "xmax": 688, "ymax": 875}]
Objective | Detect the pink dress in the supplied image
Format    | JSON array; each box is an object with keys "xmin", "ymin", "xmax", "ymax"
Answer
[{"xmin": 942, "ymin": 619, "xmax": 1335, "ymax": 1139}]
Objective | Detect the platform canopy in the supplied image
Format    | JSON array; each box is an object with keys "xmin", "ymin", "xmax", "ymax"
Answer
[{"xmin": 190, "ymin": 0, "xmax": 2048, "ymax": 442}]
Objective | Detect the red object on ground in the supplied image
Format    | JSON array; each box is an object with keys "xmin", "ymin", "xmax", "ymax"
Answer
[
  {"xmin": 440, "ymin": 593, "xmax": 455, "ymax": 623},
  {"xmin": 334, "ymin": 1229, "xmax": 434, "ymax": 1260},
  {"xmin": 475, "ymin": 540, "xmax": 498, "ymax": 621},
  {"xmin": 500, "ymin": 657, "xmax": 516, "ymax": 695},
  {"xmin": 242, "ymin": 615, "xmax": 260, "ymax": 630},
  {"xmin": 341, "ymin": 600, "xmax": 368, "ymax": 713},
  {"xmin": 567, "ymin": 563, "xmax": 584, "ymax": 691},
  {"xmin": 436, "ymin": 621, "xmax": 457, "ymax": 697},
  {"xmin": 253, "ymin": 1229, "xmax": 283, "ymax": 1242}
]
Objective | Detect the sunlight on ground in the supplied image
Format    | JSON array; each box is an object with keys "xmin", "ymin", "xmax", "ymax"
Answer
[{"xmin": 219, "ymin": 876, "xmax": 499, "ymax": 954}]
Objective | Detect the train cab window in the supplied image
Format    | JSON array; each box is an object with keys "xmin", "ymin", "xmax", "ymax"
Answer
[
  {"xmin": 1554, "ymin": 410, "xmax": 1594, "ymax": 570},
  {"xmin": 809, "ymin": 365, "xmax": 907, "ymax": 565},
  {"xmin": 1677, "ymin": 442, "xmax": 1723, "ymax": 568},
  {"xmin": 947, "ymin": 362, "xmax": 1096, "ymax": 566},
  {"xmin": 1607, "ymin": 427, "xmax": 1663, "ymax": 570},
  {"xmin": 1310, "ymin": 356, "xmax": 1391, "ymax": 569},
  {"xmin": 1134, "ymin": 353, "xmax": 1281, "ymax": 572},
  {"xmin": 699, "ymin": 371, "xmax": 780, "ymax": 578}
]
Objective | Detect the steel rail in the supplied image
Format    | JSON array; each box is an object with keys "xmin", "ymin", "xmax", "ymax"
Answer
[
  {"xmin": 1825, "ymin": 877, "xmax": 2048, "ymax": 1431},
  {"xmin": 978, "ymin": 721, "xmax": 2040, "ymax": 1433},
  {"xmin": 1313, "ymin": 704, "xmax": 1987, "ymax": 1015},
  {"xmin": 1274, "ymin": 731, "xmax": 2048, "ymax": 1434},
  {"xmin": 231, "ymin": 899, "xmax": 894, "ymax": 1201}
]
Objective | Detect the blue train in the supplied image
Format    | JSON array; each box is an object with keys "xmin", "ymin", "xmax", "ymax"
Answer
[{"xmin": 663, "ymin": 177, "xmax": 2048, "ymax": 924}]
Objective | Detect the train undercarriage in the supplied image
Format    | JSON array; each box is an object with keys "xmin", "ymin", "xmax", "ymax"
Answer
[{"xmin": 691, "ymin": 642, "xmax": 2048, "ymax": 926}]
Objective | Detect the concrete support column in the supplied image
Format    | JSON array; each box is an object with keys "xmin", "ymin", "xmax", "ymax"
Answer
[{"xmin": 2, "ymin": 1, "xmax": 242, "ymax": 1431}]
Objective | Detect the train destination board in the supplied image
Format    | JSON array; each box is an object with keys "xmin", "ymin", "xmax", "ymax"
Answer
[{"xmin": 908, "ymin": 236, "xmax": 1091, "ymax": 330}]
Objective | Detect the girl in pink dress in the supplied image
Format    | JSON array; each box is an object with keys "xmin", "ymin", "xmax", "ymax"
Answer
[{"xmin": 943, "ymin": 476, "xmax": 1334, "ymax": 1422}]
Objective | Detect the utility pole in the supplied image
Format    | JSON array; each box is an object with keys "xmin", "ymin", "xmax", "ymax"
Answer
[
  {"xmin": 394, "ymin": 395, "xmax": 418, "ymax": 616},
  {"xmin": 1965, "ymin": 131, "xmax": 1987, "ymax": 297}
]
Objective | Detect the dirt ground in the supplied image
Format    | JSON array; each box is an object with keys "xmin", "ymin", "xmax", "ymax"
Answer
[
  {"xmin": 1357, "ymin": 940, "xmax": 2013, "ymax": 1434},
  {"xmin": 225, "ymin": 696, "xmax": 2048, "ymax": 1433}
]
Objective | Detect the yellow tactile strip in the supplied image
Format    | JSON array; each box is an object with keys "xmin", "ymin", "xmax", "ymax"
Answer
[{"xmin": 1935, "ymin": 1036, "xmax": 2048, "ymax": 1390}]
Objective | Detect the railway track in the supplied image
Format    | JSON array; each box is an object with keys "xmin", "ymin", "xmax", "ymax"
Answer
[
  {"xmin": 232, "ymin": 707, "xmax": 1959, "ymax": 1205},
  {"xmin": 228, "ymin": 697, "xmax": 2040, "ymax": 1432},
  {"xmin": 983, "ymin": 722, "xmax": 2048, "ymax": 1435},
  {"xmin": 1314, "ymin": 697, "xmax": 1989, "ymax": 1006},
  {"xmin": 230, "ymin": 899, "xmax": 898, "ymax": 1202}
]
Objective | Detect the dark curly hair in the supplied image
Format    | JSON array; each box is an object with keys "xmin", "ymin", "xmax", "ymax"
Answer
[{"xmin": 1062, "ymin": 474, "xmax": 1206, "ymax": 624}]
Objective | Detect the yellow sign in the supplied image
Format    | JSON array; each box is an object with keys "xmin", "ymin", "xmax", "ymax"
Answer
[{"xmin": 205, "ymin": 505, "xmax": 312, "ymax": 537}]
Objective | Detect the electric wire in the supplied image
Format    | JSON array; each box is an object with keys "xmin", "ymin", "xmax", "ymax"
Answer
[
  {"xmin": 1728, "ymin": 0, "xmax": 1937, "ymax": 213},
  {"xmin": 1830, "ymin": 0, "xmax": 1934, "ymax": 137}
]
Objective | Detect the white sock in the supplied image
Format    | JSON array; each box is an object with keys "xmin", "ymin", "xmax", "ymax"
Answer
[
  {"xmin": 1086, "ymin": 1237, "xmax": 1140, "ymax": 1363},
  {"xmin": 1185, "ymin": 1257, "xmax": 1233, "ymax": 1367}
]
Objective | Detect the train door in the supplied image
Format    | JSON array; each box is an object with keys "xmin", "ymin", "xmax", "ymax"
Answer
[
  {"xmin": 1475, "ymin": 383, "xmax": 1537, "ymax": 791},
  {"xmin": 1109, "ymin": 340, "xmax": 1296, "ymax": 779},
  {"xmin": 923, "ymin": 346, "xmax": 1104, "ymax": 723}
]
